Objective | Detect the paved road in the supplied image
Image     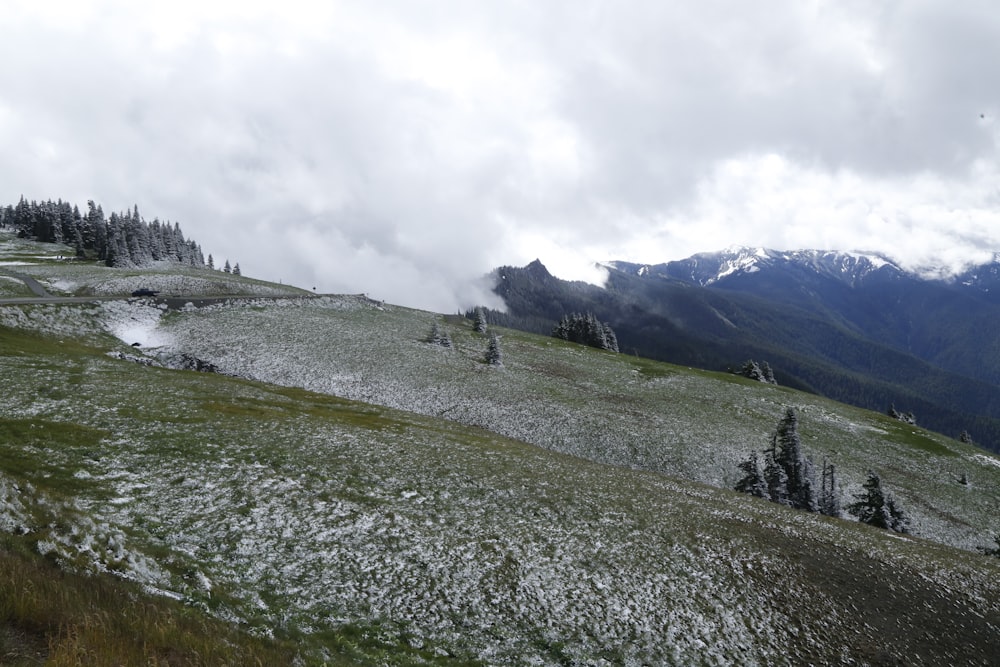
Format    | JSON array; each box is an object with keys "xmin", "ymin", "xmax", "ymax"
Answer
[{"xmin": 0, "ymin": 269, "xmax": 54, "ymax": 298}]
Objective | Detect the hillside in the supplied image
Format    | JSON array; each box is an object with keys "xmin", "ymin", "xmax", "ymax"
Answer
[
  {"xmin": 2, "ymin": 235, "xmax": 1000, "ymax": 664},
  {"xmin": 489, "ymin": 257, "xmax": 1000, "ymax": 452}
]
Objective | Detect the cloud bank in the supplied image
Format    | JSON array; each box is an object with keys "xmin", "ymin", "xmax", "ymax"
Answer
[{"xmin": 2, "ymin": 1, "xmax": 999, "ymax": 310}]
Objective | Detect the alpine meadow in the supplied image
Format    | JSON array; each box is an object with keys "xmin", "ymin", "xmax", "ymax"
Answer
[{"xmin": 2, "ymin": 205, "xmax": 1000, "ymax": 665}]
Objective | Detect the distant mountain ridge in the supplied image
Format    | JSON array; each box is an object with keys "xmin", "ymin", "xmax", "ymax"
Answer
[
  {"xmin": 608, "ymin": 247, "xmax": 903, "ymax": 287},
  {"xmin": 489, "ymin": 247, "xmax": 1000, "ymax": 451}
]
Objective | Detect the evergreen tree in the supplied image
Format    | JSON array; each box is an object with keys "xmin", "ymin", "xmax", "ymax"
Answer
[
  {"xmin": 847, "ymin": 471, "xmax": 909, "ymax": 533},
  {"xmin": 761, "ymin": 361, "xmax": 776, "ymax": 385},
  {"xmin": 741, "ymin": 360, "xmax": 764, "ymax": 381},
  {"xmin": 739, "ymin": 360, "xmax": 777, "ymax": 385},
  {"xmin": 473, "ymin": 306, "xmax": 488, "ymax": 334},
  {"xmin": 426, "ymin": 323, "xmax": 454, "ymax": 349},
  {"xmin": 734, "ymin": 451, "xmax": 769, "ymax": 499},
  {"xmin": 233, "ymin": 262, "xmax": 241, "ymax": 276},
  {"xmin": 773, "ymin": 408, "xmax": 816, "ymax": 511},
  {"xmin": 207, "ymin": 254, "xmax": 215, "ymax": 270},
  {"xmin": 485, "ymin": 332, "xmax": 503, "ymax": 366},
  {"xmin": 763, "ymin": 444, "xmax": 789, "ymax": 505},
  {"xmin": 223, "ymin": 259, "xmax": 232, "ymax": 274},
  {"xmin": 603, "ymin": 324, "xmax": 620, "ymax": 352}
]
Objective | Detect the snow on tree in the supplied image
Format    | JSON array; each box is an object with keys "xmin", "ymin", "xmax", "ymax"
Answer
[
  {"xmin": 739, "ymin": 407, "xmax": 819, "ymax": 513},
  {"xmin": 773, "ymin": 408, "xmax": 816, "ymax": 511},
  {"xmin": 761, "ymin": 361, "xmax": 776, "ymax": 385},
  {"xmin": 738, "ymin": 360, "xmax": 777, "ymax": 385},
  {"xmin": 847, "ymin": 471, "xmax": 909, "ymax": 533},
  {"xmin": 3, "ymin": 197, "xmax": 210, "ymax": 270},
  {"xmin": 427, "ymin": 322, "xmax": 443, "ymax": 345},
  {"xmin": 551, "ymin": 313, "xmax": 619, "ymax": 352},
  {"xmin": 473, "ymin": 307, "xmax": 488, "ymax": 334},
  {"xmin": 888, "ymin": 403, "xmax": 916, "ymax": 425},
  {"xmin": 426, "ymin": 322, "xmax": 454, "ymax": 349},
  {"xmin": 763, "ymin": 444, "xmax": 790, "ymax": 506},
  {"xmin": 734, "ymin": 451, "xmax": 769, "ymax": 499},
  {"xmin": 485, "ymin": 332, "xmax": 503, "ymax": 366}
]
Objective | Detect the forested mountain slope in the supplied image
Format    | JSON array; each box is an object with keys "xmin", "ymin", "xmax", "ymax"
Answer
[{"xmin": 489, "ymin": 256, "xmax": 1000, "ymax": 452}]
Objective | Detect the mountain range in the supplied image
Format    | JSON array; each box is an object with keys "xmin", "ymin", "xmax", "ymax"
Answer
[{"xmin": 490, "ymin": 247, "xmax": 1000, "ymax": 452}]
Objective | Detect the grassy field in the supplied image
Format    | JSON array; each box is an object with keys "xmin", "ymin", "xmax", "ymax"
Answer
[{"xmin": 2, "ymin": 234, "xmax": 1000, "ymax": 664}]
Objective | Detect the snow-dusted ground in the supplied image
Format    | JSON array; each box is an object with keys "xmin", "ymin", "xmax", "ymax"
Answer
[
  {"xmin": 1, "ymin": 241, "xmax": 999, "ymax": 664},
  {"xmin": 13, "ymin": 262, "xmax": 306, "ymax": 298},
  {"xmin": 150, "ymin": 296, "xmax": 1000, "ymax": 553},
  {"xmin": 2, "ymin": 332, "xmax": 998, "ymax": 665},
  {"xmin": 0, "ymin": 234, "xmax": 305, "ymax": 298},
  {"xmin": 99, "ymin": 300, "xmax": 171, "ymax": 347}
]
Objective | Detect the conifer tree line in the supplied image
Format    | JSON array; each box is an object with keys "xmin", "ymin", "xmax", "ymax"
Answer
[
  {"xmin": 735, "ymin": 407, "xmax": 909, "ymax": 532},
  {"xmin": 0, "ymin": 197, "xmax": 208, "ymax": 269},
  {"xmin": 551, "ymin": 312, "xmax": 619, "ymax": 352}
]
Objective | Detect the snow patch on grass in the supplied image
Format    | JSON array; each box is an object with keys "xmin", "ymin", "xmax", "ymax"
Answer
[{"xmin": 99, "ymin": 301, "xmax": 170, "ymax": 348}]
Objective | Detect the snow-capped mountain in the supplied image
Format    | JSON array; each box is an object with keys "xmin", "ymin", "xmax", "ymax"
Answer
[{"xmin": 608, "ymin": 247, "xmax": 904, "ymax": 288}]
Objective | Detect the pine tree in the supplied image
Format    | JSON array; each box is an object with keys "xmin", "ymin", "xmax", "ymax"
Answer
[
  {"xmin": 763, "ymin": 443, "xmax": 789, "ymax": 505},
  {"xmin": 773, "ymin": 408, "xmax": 816, "ymax": 511},
  {"xmin": 847, "ymin": 471, "xmax": 909, "ymax": 533},
  {"xmin": 207, "ymin": 254, "xmax": 215, "ymax": 270},
  {"xmin": 473, "ymin": 307, "xmax": 488, "ymax": 334},
  {"xmin": 223, "ymin": 259, "xmax": 232, "ymax": 274},
  {"xmin": 426, "ymin": 323, "xmax": 454, "ymax": 348},
  {"xmin": 741, "ymin": 360, "xmax": 764, "ymax": 381},
  {"xmin": 602, "ymin": 323, "xmax": 620, "ymax": 352},
  {"xmin": 761, "ymin": 361, "xmax": 777, "ymax": 385},
  {"xmin": 427, "ymin": 322, "xmax": 443, "ymax": 345},
  {"xmin": 735, "ymin": 451, "xmax": 769, "ymax": 499},
  {"xmin": 485, "ymin": 332, "xmax": 503, "ymax": 366},
  {"xmin": 232, "ymin": 262, "xmax": 241, "ymax": 275}
]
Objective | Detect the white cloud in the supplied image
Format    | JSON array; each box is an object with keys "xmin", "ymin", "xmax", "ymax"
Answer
[{"xmin": 2, "ymin": 1, "xmax": 1000, "ymax": 310}]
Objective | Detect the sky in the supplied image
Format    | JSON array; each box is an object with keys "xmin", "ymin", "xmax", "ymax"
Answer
[{"xmin": 2, "ymin": 1, "xmax": 1000, "ymax": 312}]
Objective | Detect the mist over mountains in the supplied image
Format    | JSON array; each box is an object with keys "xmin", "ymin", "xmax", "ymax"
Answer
[{"xmin": 490, "ymin": 247, "xmax": 1000, "ymax": 452}]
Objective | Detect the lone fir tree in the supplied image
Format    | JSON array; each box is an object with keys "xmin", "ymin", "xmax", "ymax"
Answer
[{"xmin": 485, "ymin": 332, "xmax": 503, "ymax": 366}]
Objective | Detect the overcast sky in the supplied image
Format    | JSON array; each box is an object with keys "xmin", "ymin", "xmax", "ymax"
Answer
[{"xmin": 3, "ymin": 1, "xmax": 1000, "ymax": 311}]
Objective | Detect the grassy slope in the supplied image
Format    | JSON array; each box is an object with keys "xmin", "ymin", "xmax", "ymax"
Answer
[
  {"xmin": 1, "ymin": 323, "xmax": 999, "ymax": 665},
  {"xmin": 1, "ymin": 239, "xmax": 1000, "ymax": 664},
  {"xmin": 158, "ymin": 297, "xmax": 1000, "ymax": 553}
]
